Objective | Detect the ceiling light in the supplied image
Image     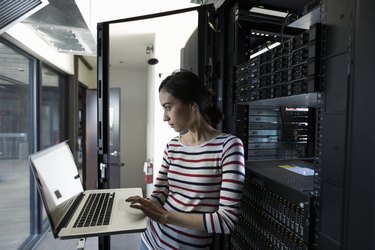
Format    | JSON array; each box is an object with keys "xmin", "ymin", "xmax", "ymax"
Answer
[
  {"xmin": 250, "ymin": 42, "xmax": 281, "ymax": 59},
  {"xmin": 250, "ymin": 7, "xmax": 289, "ymax": 18}
]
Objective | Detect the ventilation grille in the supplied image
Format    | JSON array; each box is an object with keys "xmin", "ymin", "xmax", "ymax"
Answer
[{"xmin": 0, "ymin": 0, "xmax": 48, "ymax": 34}]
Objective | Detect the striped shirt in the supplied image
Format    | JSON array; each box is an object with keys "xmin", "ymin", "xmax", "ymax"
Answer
[{"xmin": 142, "ymin": 133, "xmax": 245, "ymax": 249}]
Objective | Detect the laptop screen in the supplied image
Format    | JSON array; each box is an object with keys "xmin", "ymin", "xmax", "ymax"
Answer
[{"xmin": 29, "ymin": 141, "xmax": 84, "ymax": 235}]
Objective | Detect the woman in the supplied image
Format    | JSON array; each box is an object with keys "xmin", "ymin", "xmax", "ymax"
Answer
[{"xmin": 127, "ymin": 70, "xmax": 245, "ymax": 249}]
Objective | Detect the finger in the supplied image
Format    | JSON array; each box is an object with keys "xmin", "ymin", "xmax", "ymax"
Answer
[
  {"xmin": 126, "ymin": 195, "xmax": 141, "ymax": 202},
  {"xmin": 129, "ymin": 204, "xmax": 144, "ymax": 210}
]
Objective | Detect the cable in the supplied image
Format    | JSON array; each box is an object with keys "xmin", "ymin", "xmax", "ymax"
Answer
[{"xmin": 280, "ymin": 13, "xmax": 292, "ymax": 49}]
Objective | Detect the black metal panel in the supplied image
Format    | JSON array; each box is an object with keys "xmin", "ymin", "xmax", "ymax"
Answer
[
  {"xmin": 97, "ymin": 21, "xmax": 111, "ymax": 250},
  {"xmin": 344, "ymin": 0, "xmax": 375, "ymax": 248},
  {"xmin": 219, "ymin": 1, "xmax": 238, "ymax": 134},
  {"xmin": 318, "ymin": 181, "xmax": 343, "ymax": 250},
  {"xmin": 320, "ymin": 113, "xmax": 346, "ymax": 185},
  {"xmin": 197, "ymin": 4, "xmax": 216, "ymax": 90},
  {"xmin": 97, "ymin": 22, "xmax": 110, "ymax": 189},
  {"xmin": 323, "ymin": 0, "xmax": 352, "ymax": 57},
  {"xmin": 324, "ymin": 53, "xmax": 349, "ymax": 113},
  {"xmin": 235, "ymin": 104, "xmax": 249, "ymax": 160}
]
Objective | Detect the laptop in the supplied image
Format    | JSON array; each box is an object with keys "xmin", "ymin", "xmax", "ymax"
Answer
[{"xmin": 29, "ymin": 141, "xmax": 146, "ymax": 239}]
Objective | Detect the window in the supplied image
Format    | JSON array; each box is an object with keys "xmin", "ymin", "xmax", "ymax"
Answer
[
  {"xmin": 40, "ymin": 65, "xmax": 67, "ymax": 148},
  {"xmin": 0, "ymin": 40, "xmax": 33, "ymax": 249},
  {"xmin": 0, "ymin": 39, "xmax": 69, "ymax": 249}
]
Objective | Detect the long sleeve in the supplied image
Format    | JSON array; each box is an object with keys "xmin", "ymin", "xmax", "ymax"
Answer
[
  {"xmin": 203, "ymin": 136, "xmax": 245, "ymax": 233},
  {"xmin": 150, "ymin": 146, "xmax": 170, "ymax": 206}
]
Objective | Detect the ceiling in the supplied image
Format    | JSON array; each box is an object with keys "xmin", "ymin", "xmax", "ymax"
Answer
[
  {"xmin": 0, "ymin": 0, "xmax": 318, "ymax": 73},
  {"xmin": 78, "ymin": 0, "xmax": 200, "ymax": 70},
  {"xmin": 80, "ymin": 0, "xmax": 317, "ymax": 70}
]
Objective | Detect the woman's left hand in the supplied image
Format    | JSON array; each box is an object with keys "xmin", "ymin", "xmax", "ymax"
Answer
[{"xmin": 126, "ymin": 196, "xmax": 169, "ymax": 224}]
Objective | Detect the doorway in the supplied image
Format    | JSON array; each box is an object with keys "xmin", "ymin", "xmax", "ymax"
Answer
[{"xmin": 97, "ymin": 5, "xmax": 214, "ymax": 190}]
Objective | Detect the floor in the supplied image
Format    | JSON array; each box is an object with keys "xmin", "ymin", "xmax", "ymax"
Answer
[
  {"xmin": 32, "ymin": 231, "xmax": 142, "ymax": 250},
  {"xmin": 0, "ymin": 159, "xmax": 30, "ymax": 249}
]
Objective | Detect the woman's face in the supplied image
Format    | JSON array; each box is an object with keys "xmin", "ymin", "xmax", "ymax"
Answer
[{"xmin": 159, "ymin": 89, "xmax": 195, "ymax": 132}]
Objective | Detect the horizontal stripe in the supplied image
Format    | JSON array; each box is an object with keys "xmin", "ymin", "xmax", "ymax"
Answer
[
  {"xmin": 169, "ymin": 156, "xmax": 220, "ymax": 163},
  {"xmin": 222, "ymin": 178, "xmax": 244, "ymax": 185},
  {"xmin": 168, "ymin": 177, "xmax": 222, "ymax": 186},
  {"xmin": 170, "ymin": 195, "xmax": 218, "ymax": 208},
  {"xmin": 169, "ymin": 184, "xmax": 220, "ymax": 194},
  {"xmin": 222, "ymin": 160, "xmax": 245, "ymax": 168},
  {"xmin": 170, "ymin": 190, "xmax": 219, "ymax": 200},
  {"xmin": 168, "ymin": 149, "xmax": 222, "ymax": 155},
  {"xmin": 170, "ymin": 162, "xmax": 221, "ymax": 170},
  {"xmin": 157, "ymin": 223, "xmax": 211, "ymax": 248},
  {"xmin": 163, "ymin": 223, "xmax": 211, "ymax": 239},
  {"xmin": 168, "ymin": 169, "xmax": 222, "ymax": 178},
  {"xmin": 150, "ymin": 221, "xmax": 176, "ymax": 250}
]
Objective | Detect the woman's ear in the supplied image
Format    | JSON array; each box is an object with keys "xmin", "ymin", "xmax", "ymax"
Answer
[{"xmin": 189, "ymin": 102, "xmax": 199, "ymax": 112}]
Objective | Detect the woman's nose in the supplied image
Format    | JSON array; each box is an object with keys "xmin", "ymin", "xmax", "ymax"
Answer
[{"xmin": 163, "ymin": 112, "xmax": 169, "ymax": 121}]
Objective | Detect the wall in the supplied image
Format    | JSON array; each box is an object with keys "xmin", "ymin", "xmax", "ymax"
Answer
[
  {"xmin": 78, "ymin": 58, "xmax": 96, "ymax": 88},
  {"xmin": 110, "ymin": 68, "xmax": 148, "ymax": 191},
  {"xmin": 147, "ymin": 12, "xmax": 198, "ymax": 195}
]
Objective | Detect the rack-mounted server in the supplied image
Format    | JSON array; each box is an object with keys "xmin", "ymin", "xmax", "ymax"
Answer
[
  {"xmin": 231, "ymin": 160, "xmax": 316, "ymax": 250},
  {"xmin": 235, "ymin": 105, "xmax": 315, "ymax": 161},
  {"xmin": 234, "ymin": 24, "xmax": 322, "ymax": 103}
]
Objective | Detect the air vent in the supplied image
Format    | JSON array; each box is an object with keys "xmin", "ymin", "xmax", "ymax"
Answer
[
  {"xmin": 0, "ymin": 0, "xmax": 48, "ymax": 34},
  {"xmin": 22, "ymin": 0, "xmax": 97, "ymax": 55}
]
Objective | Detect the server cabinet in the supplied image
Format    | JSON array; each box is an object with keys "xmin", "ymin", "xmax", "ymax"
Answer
[
  {"xmin": 215, "ymin": 0, "xmax": 375, "ymax": 249},
  {"xmin": 215, "ymin": 1, "xmax": 323, "ymax": 249}
]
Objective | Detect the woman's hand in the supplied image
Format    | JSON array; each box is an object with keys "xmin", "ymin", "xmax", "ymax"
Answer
[{"xmin": 126, "ymin": 196, "xmax": 169, "ymax": 224}]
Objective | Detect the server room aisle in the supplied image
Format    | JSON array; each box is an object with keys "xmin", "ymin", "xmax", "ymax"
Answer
[{"xmin": 32, "ymin": 231, "xmax": 142, "ymax": 250}]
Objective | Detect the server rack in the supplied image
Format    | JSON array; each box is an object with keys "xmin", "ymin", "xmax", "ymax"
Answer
[{"xmin": 215, "ymin": 1, "xmax": 323, "ymax": 249}]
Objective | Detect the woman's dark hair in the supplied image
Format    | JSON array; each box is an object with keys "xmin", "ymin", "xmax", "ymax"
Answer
[{"xmin": 159, "ymin": 70, "xmax": 223, "ymax": 126}]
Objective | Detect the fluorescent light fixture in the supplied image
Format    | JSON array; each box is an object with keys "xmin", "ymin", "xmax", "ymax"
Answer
[
  {"xmin": 250, "ymin": 7, "xmax": 289, "ymax": 18},
  {"xmin": 250, "ymin": 42, "xmax": 281, "ymax": 59}
]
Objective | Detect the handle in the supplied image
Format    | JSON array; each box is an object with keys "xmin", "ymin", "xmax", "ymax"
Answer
[{"xmin": 110, "ymin": 150, "xmax": 118, "ymax": 156}]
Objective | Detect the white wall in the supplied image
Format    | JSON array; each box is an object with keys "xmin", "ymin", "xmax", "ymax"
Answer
[
  {"xmin": 78, "ymin": 59, "xmax": 97, "ymax": 88},
  {"xmin": 110, "ymin": 68, "xmax": 148, "ymax": 191},
  {"xmin": 147, "ymin": 12, "xmax": 198, "ymax": 187}
]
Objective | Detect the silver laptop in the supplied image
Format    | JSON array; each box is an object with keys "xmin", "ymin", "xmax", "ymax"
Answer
[{"xmin": 29, "ymin": 141, "xmax": 146, "ymax": 239}]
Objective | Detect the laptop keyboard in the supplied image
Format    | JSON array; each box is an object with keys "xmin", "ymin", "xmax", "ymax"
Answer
[{"xmin": 73, "ymin": 192, "xmax": 115, "ymax": 228}]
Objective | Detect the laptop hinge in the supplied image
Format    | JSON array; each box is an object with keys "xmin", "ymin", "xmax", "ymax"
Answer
[{"xmin": 56, "ymin": 193, "xmax": 85, "ymax": 234}]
